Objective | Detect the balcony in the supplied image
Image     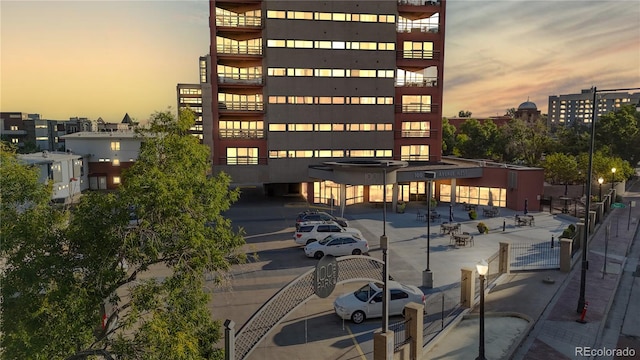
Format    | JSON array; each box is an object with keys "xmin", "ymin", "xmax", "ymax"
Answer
[
  {"xmin": 395, "ymin": 77, "xmax": 438, "ymax": 87},
  {"xmin": 217, "ymin": 44, "xmax": 262, "ymax": 56},
  {"xmin": 399, "ymin": 0, "xmax": 439, "ymax": 5},
  {"xmin": 397, "ymin": 49, "xmax": 440, "ymax": 60},
  {"xmin": 219, "ymin": 129, "xmax": 265, "ymax": 139},
  {"xmin": 219, "ymin": 101, "xmax": 264, "ymax": 112},
  {"xmin": 216, "ymin": 14, "xmax": 261, "ymax": 28},
  {"xmin": 218, "ymin": 73, "xmax": 263, "ymax": 86},
  {"xmin": 395, "ymin": 103, "xmax": 439, "ymax": 113},
  {"xmin": 395, "ymin": 129, "xmax": 434, "ymax": 138},
  {"xmin": 398, "ymin": 0, "xmax": 440, "ymax": 20}
]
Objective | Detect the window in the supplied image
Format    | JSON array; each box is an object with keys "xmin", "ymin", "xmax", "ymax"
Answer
[
  {"xmin": 10, "ymin": 125, "xmax": 18, "ymax": 130},
  {"xmin": 267, "ymin": 10, "xmax": 286, "ymax": 18},
  {"xmin": 113, "ymin": 176, "xmax": 121, "ymax": 185},
  {"xmin": 11, "ymin": 138, "xmax": 18, "ymax": 144},
  {"xmin": 269, "ymin": 124, "xmax": 286, "ymax": 131},
  {"xmin": 402, "ymin": 121, "xmax": 431, "ymax": 137},
  {"xmin": 402, "ymin": 95, "xmax": 432, "ymax": 113},
  {"xmin": 390, "ymin": 290, "xmax": 409, "ymax": 301},
  {"xmin": 403, "ymin": 41, "xmax": 434, "ymax": 59},
  {"xmin": 112, "ymin": 159, "xmax": 120, "ymax": 166},
  {"xmin": 401, "ymin": 145, "xmax": 429, "ymax": 161},
  {"xmin": 110, "ymin": 141, "xmax": 120, "ymax": 151},
  {"xmin": 226, "ymin": 147, "xmax": 258, "ymax": 165}
]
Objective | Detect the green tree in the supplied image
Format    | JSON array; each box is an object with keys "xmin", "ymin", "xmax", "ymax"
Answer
[
  {"xmin": 1, "ymin": 110, "xmax": 245, "ymax": 359},
  {"xmin": 577, "ymin": 149, "xmax": 635, "ymax": 184},
  {"xmin": 595, "ymin": 104, "xmax": 640, "ymax": 165},
  {"xmin": 543, "ymin": 152, "xmax": 578, "ymax": 185},
  {"xmin": 505, "ymin": 107, "xmax": 517, "ymax": 118},
  {"xmin": 455, "ymin": 119, "xmax": 501, "ymax": 160},
  {"xmin": 441, "ymin": 117, "xmax": 457, "ymax": 156},
  {"xmin": 552, "ymin": 122, "xmax": 590, "ymax": 156}
]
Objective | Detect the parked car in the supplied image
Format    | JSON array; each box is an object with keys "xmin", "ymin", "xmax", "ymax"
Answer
[
  {"xmin": 294, "ymin": 221, "xmax": 363, "ymax": 245},
  {"xmin": 303, "ymin": 233, "xmax": 368, "ymax": 259},
  {"xmin": 333, "ymin": 281, "xmax": 425, "ymax": 324},
  {"xmin": 296, "ymin": 210, "xmax": 348, "ymax": 229}
]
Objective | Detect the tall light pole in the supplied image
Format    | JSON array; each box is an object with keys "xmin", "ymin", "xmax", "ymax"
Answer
[
  {"xmin": 476, "ymin": 259, "xmax": 488, "ymax": 360},
  {"xmin": 577, "ymin": 86, "xmax": 640, "ymax": 314},
  {"xmin": 598, "ymin": 177, "xmax": 604, "ymax": 202},
  {"xmin": 611, "ymin": 167, "xmax": 616, "ymax": 191},
  {"xmin": 423, "ymin": 171, "xmax": 436, "ymax": 288},
  {"xmin": 381, "ymin": 166, "xmax": 389, "ymax": 333}
]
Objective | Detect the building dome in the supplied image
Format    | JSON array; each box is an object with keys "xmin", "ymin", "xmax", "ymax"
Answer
[{"xmin": 518, "ymin": 101, "xmax": 537, "ymax": 110}]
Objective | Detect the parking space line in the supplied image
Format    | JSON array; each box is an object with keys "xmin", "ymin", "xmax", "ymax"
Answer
[{"xmin": 346, "ymin": 324, "xmax": 367, "ymax": 360}]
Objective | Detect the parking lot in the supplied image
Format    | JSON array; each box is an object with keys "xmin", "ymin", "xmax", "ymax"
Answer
[{"xmin": 209, "ymin": 189, "xmax": 574, "ymax": 359}]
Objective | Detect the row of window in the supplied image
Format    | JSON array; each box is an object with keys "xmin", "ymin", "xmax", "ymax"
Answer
[
  {"xmin": 268, "ymin": 96, "xmax": 394, "ymax": 105},
  {"xmin": 179, "ymin": 88, "xmax": 201, "ymax": 95},
  {"xmin": 267, "ymin": 39, "xmax": 394, "ymax": 51},
  {"xmin": 268, "ymin": 123, "xmax": 393, "ymax": 132},
  {"xmin": 224, "ymin": 146, "xmax": 429, "ymax": 164},
  {"xmin": 266, "ymin": 10, "xmax": 395, "ymax": 23},
  {"xmin": 267, "ymin": 68, "xmax": 395, "ymax": 78}
]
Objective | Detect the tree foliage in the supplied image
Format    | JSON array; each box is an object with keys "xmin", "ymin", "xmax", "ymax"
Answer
[
  {"xmin": 455, "ymin": 119, "xmax": 501, "ymax": 160},
  {"xmin": 1, "ymin": 109, "xmax": 245, "ymax": 359},
  {"xmin": 441, "ymin": 117, "xmax": 457, "ymax": 156},
  {"xmin": 595, "ymin": 104, "xmax": 640, "ymax": 166},
  {"xmin": 543, "ymin": 152, "xmax": 578, "ymax": 184}
]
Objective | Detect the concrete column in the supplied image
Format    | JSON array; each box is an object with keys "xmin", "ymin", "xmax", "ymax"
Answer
[
  {"xmin": 610, "ymin": 189, "xmax": 617, "ymax": 203},
  {"xmin": 576, "ymin": 221, "xmax": 585, "ymax": 251},
  {"xmin": 589, "ymin": 211, "xmax": 596, "ymax": 233},
  {"xmin": 603, "ymin": 194, "xmax": 610, "ymax": 212},
  {"xmin": 499, "ymin": 242, "xmax": 511, "ymax": 275},
  {"xmin": 559, "ymin": 238, "xmax": 573, "ymax": 273},
  {"xmin": 404, "ymin": 302, "xmax": 424, "ymax": 360},
  {"xmin": 339, "ymin": 183, "xmax": 346, "ymax": 218},
  {"xmin": 392, "ymin": 182, "xmax": 399, "ymax": 212},
  {"xmin": 450, "ymin": 178, "xmax": 457, "ymax": 205},
  {"xmin": 373, "ymin": 331, "xmax": 394, "ymax": 360},
  {"xmin": 596, "ymin": 203, "xmax": 604, "ymax": 224},
  {"xmin": 460, "ymin": 267, "xmax": 476, "ymax": 308}
]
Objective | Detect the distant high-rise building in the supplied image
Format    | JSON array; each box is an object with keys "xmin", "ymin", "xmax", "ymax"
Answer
[{"xmin": 548, "ymin": 89, "xmax": 640, "ymax": 126}]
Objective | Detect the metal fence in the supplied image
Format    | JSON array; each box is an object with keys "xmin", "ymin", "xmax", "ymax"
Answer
[
  {"xmin": 510, "ymin": 241, "xmax": 560, "ymax": 271},
  {"xmin": 423, "ymin": 283, "xmax": 463, "ymax": 345},
  {"xmin": 390, "ymin": 317, "xmax": 412, "ymax": 351}
]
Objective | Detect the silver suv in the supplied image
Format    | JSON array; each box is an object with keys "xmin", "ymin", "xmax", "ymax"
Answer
[{"xmin": 294, "ymin": 221, "xmax": 362, "ymax": 246}]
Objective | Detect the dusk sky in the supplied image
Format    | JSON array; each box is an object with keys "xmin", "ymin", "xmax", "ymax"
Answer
[{"xmin": 1, "ymin": 0, "xmax": 639, "ymax": 122}]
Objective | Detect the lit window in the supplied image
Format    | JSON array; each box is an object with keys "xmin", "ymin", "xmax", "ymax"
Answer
[
  {"xmin": 10, "ymin": 125, "xmax": 18, "ymax": 130},
  {"xmin": 267, "ymin": 10, "xmax": 286, "ymax": 18},
  {"xmin": 11, "ymin": 138, "xmax": 18, "ymax": 144},
  {"xmin": 113, "ymin": 159, "xmax": 120, "ymax": 166},
  {"xmin": 267, "ymin": 39, "xmax": 286, "ymax": 47},
  {"xmin": 113, "ymin": 176, "xmax": 121, "ymax": 185},
  {"xmin": 269, "ymin": 124, "xmax": 286, "ymax": 131},
  {"xmin": 227, "ymin": 147, "xmax": 259, "ymax": 165},
  {"xmin": 110, "ymin": 141, "xmax": 120, "ymax": 151},
  {"xmin": 332, "ymin": 124, "xmax": 344, "ymax": 131}
]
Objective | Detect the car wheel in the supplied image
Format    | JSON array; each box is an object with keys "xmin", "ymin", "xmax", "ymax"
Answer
[
  {"xmin": 351, "ymin": 310, "xmax": 365, "ymax": 324},
  {"xmin": 352, "ymin": 248, "xmax": 362, "ymax": 255},
  {"xmin": 314, "ymin": 251, "xmax": 324, "ymax": 259},
  {"xmin": 306, "ymin": 239, "xmax": 316, "ymax": 245}
]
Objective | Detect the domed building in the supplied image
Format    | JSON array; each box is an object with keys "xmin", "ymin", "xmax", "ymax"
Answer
[{"xmin": 515, "ymin": 98, "xmax": 541, "ymax": 123}]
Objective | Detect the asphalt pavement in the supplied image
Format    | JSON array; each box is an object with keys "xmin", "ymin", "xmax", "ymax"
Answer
[{"xmin": 212, "ymin": 182, "xmax": 639, "ymax": 360}]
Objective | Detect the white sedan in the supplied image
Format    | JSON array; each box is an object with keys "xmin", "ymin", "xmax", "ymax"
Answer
[
  {"xmin": 333, "ymin": 281, "xmax": 425, "ymax": 324},
  {"xmin": 303, "ymin": 233, "xmax": 368, "ymax": 259}
]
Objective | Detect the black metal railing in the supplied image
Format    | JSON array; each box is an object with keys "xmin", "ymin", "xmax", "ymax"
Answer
[
  {"xmin": 398, "ymin": 0, "xmax": 440, "ymax": 5},
  {"xmin": 215, "ymin": 14, "xmax": 261, "ymax": 27},
  {"xmin": 396, "ymin": 104, "xmax": 435, "ymax": 113},
  {"xmin": 390, "ymin": 318, "xmax": 412, "ymax": 351},
  {"xmin": 219, "ymin": 129, "xmax": 265, "ymax": 139},
  {"xmin": 395, "ymin": 77, "xmax": 438, "ymax": 87},
  {"xmin": 216, "ymin": 44, "xmax": 262, "ymax": 56},
  {"xmin": 218, "ymin": 102, "xmax": 264, "ymax": 111},
  {"xmin": 397, "ymin": 50, "xmax": 441, "ymax": 60},
  {"xmin": 510, "ymin": 241, "xmax": 560, "ymax": 271},
  {"xmin": 218, "ymin": 74, "xmax": 263, "ymax": 85}
]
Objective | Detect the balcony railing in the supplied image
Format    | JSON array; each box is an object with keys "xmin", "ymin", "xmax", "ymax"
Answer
[
  {"xmin": 398, "ymin": 0, "xmax": 440, "ymax": 5},
  {"xmin": 395, "ymin": 77, "xmax": 438, "ymax": 87},
  {"xmin": 219, "ymin": 129, "xmax": 265, "ymax": 139},
  {"xmin": 396, "ymin": 104, "xmax": 435, "ymax": 113},
  {"xmin": 219, "ymin": 101, "xmax": 264, "ymax": 111},
  {"xmin": 396, "ymin": 130, "xmax": 433, "ymax": 138},
  {"xmin": 218, "ymin": 74, "xmax": 263, "ymax": 85},
  {"xmin": 217, "ymin": 44, "xmax": 262, "ymax": 56},
  {"xmin": 397, "ymin": 25, "xmax": 439, "ymax": 33},
  {"xmin": 218, "ymin": 157, "xmax": 268, "ymax": 165},
  {"xmin": 216, "ymin": 14, "xmax": 261, "ymax": 27},
  {"xmin": 397, "ymin": 50, "xmax": 439, "ymax": 60}
]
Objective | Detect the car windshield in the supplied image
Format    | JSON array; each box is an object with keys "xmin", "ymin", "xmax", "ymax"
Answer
[
  {"xmin": 318, "ymin": 235, "xmax": 334, "ymax": 245},
  {"xmin": 353, "ymin": 284, "xmax": 375, "ymax": 302}
]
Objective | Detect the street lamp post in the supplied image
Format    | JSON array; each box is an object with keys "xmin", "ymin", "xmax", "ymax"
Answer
[
  {"xmin": 611, "ymin": 167, "xmax": 616, "ymax": 191},
  {"xmin": 423, "ymin": 171, "xmax": 436, "ymax": 288},
  {"xmin": 598, "ymin": 177, "xmax": 604, "ymax": 202},
  {"xmin": 577, "ymin": 86, "xmax": 640, "ymax": 315},
  {"xmin": 381, "ymin": 167, "xmax": 389, "ymax": 333},
  {"xmin": 476, "ymin": 260, "xmax": 488, "ymax": 360}
]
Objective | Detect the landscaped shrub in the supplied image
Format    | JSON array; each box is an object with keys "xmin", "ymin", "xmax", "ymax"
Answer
[
  {"xmin": 477, "ymin": 222, "xmax": 489, "ymax": 234},
  {"xmin": 468, "ymin": 209, "xmax": 477, "ymax": 220},
  {"xmin": 561, "ymin": 224, "xmax": 576, "ymax": 238}
]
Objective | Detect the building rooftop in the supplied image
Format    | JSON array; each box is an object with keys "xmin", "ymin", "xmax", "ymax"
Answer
[
  {"xmin": 61, "ymin": 131, "xmax": 139, "ymax": 139},
  {"xmin": 18, "ymin": 151, "xmax": 81, "ymax": 164}
]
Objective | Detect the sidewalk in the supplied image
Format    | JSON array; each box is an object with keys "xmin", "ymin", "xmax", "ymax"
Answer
[{"xmin": 512, "ymin": 182, "xmax": 640, "ymax": 359}]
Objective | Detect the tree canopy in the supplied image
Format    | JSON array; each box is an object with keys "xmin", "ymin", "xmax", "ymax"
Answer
[{"xmin": 1, "ymin": 109, "xmax": 245, "ymax": 359}]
